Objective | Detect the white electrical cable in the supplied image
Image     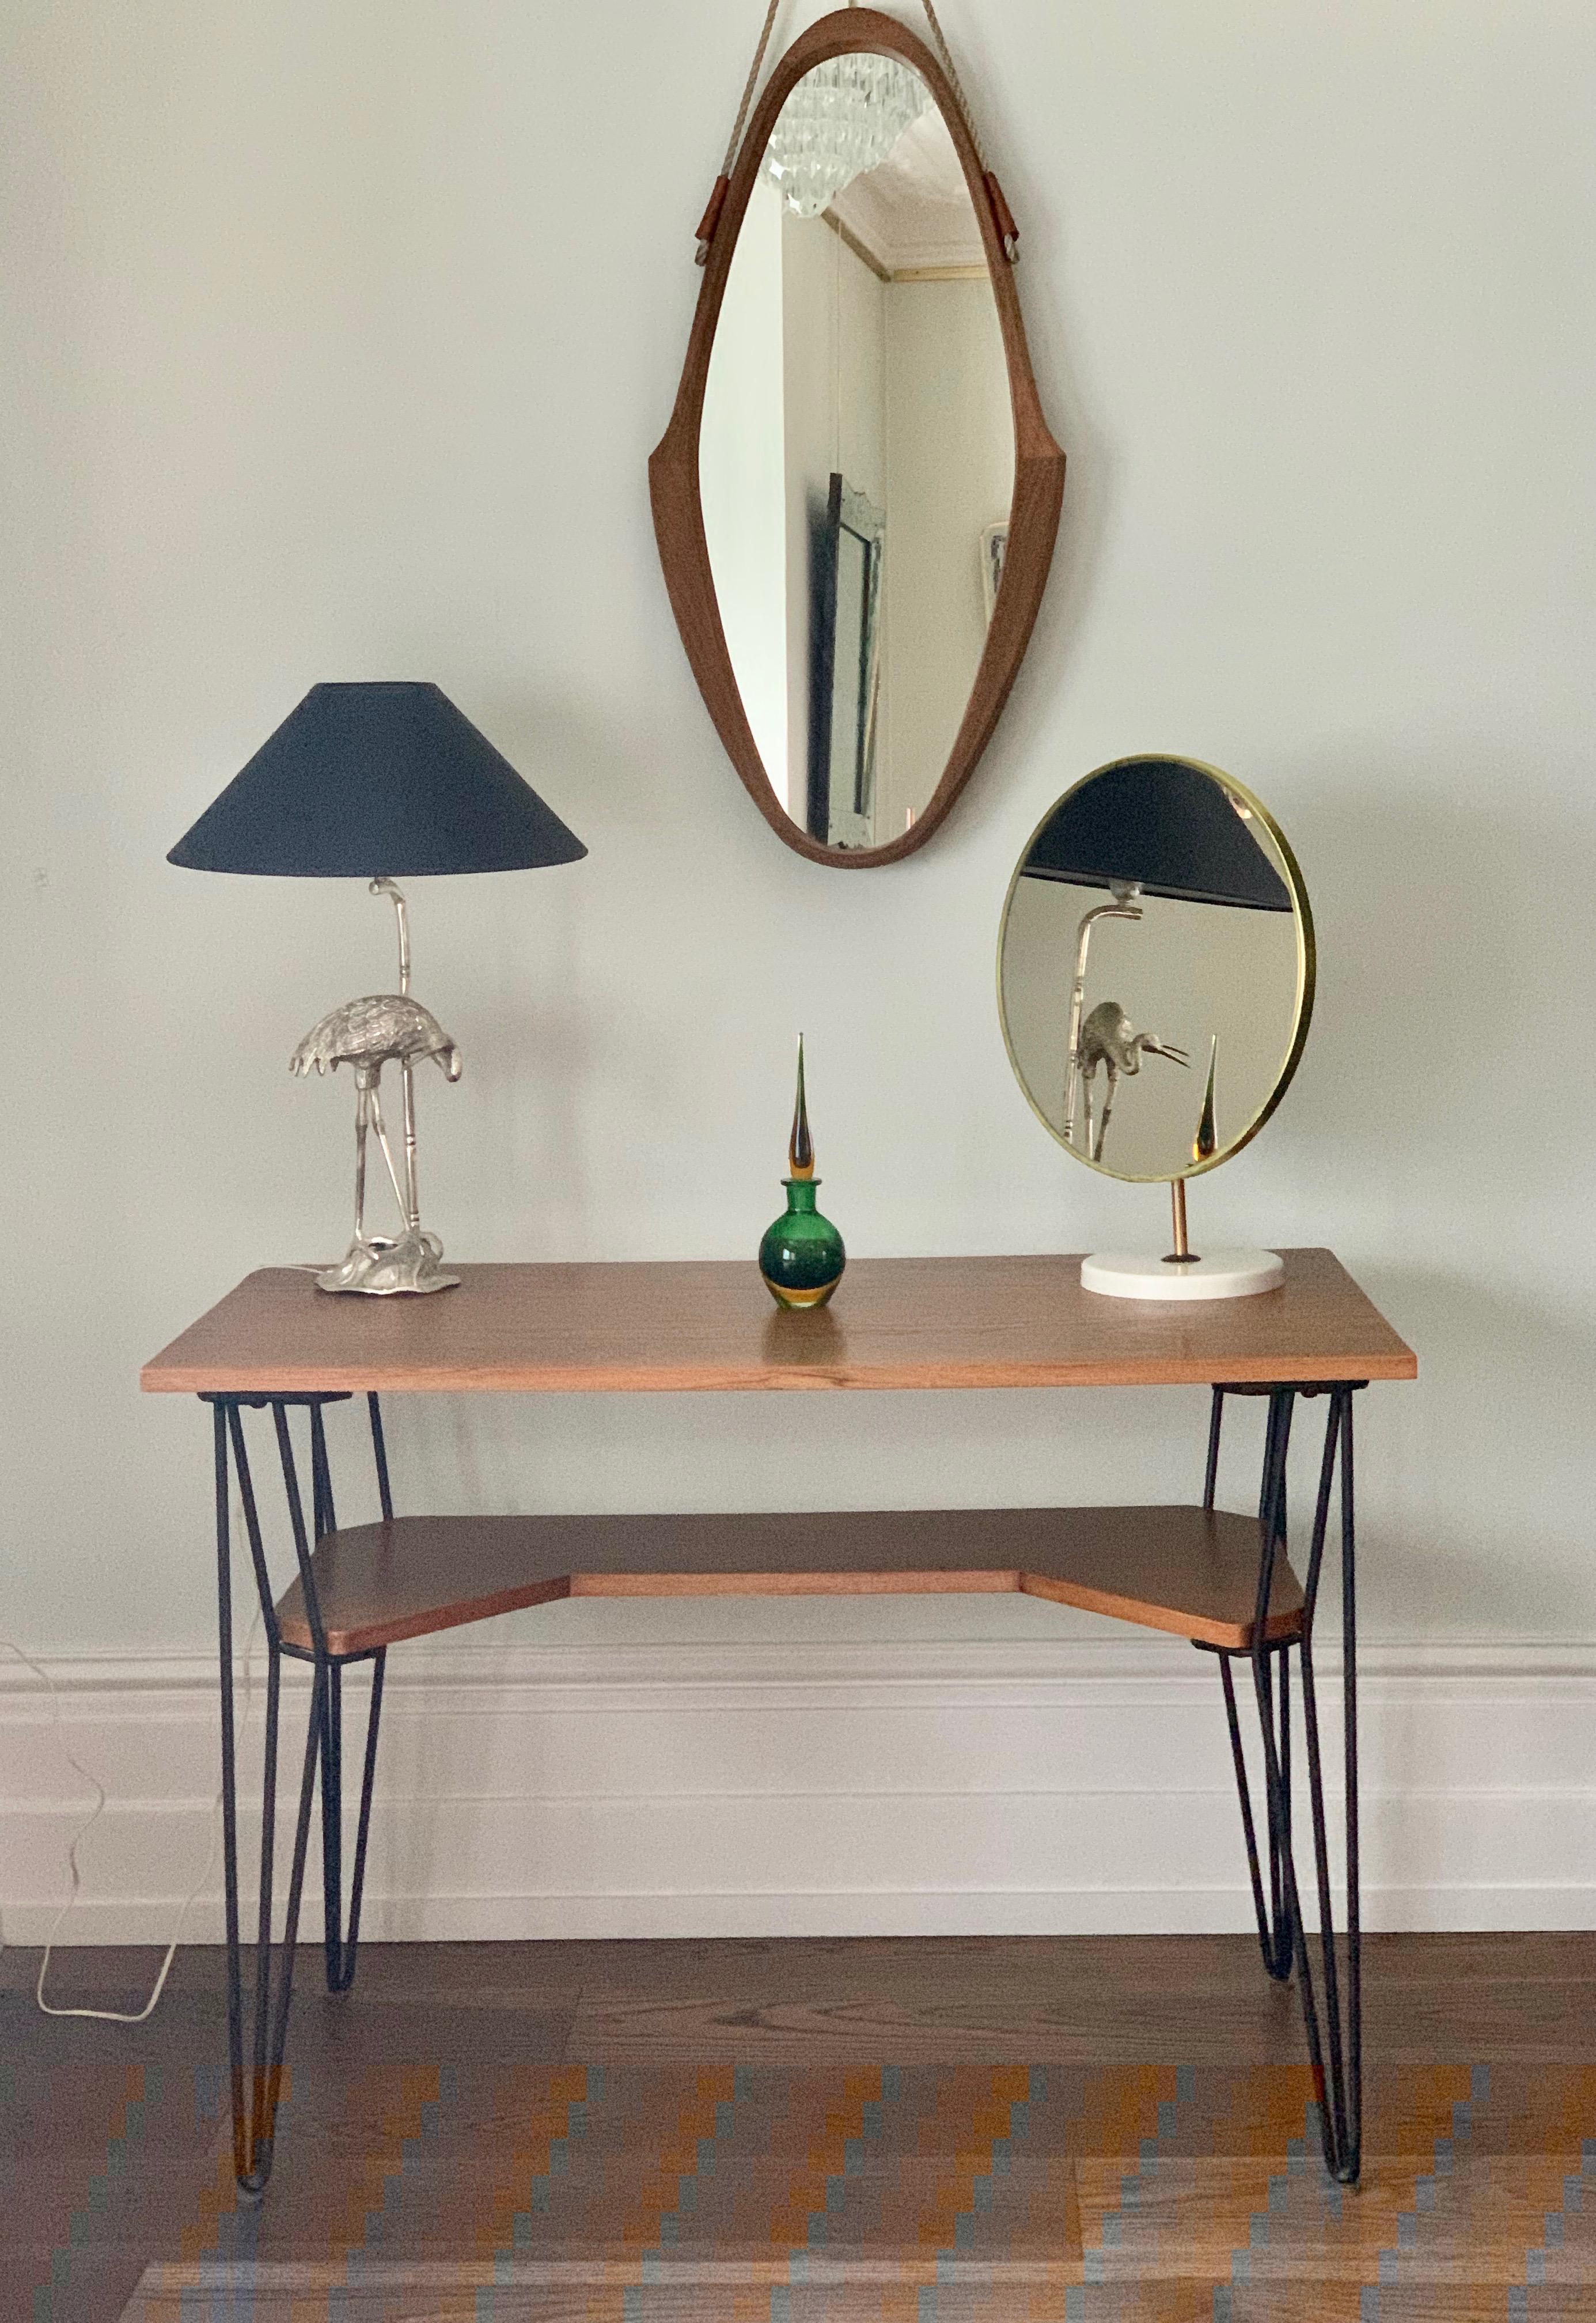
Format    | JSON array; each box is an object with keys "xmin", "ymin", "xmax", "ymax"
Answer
[{"xmin": 0, "ymin": 1610, "xmax": 263, "ymax": 2024}]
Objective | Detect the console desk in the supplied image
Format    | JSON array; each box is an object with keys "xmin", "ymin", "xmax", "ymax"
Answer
[{"xmin": 142, "ymin": 1248, "xmax": 1415, "ymax": 2199}]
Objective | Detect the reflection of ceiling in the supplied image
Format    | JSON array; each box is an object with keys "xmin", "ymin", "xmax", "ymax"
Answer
[{"xmin": 828, "ymin": 105, "xmax": 988, "ymax": 281}]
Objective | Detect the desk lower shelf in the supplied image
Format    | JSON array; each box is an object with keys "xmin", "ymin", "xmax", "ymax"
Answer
[{"xmin": 276, "ymin": 1504, "xmax": 1304, "ymax": 1659}]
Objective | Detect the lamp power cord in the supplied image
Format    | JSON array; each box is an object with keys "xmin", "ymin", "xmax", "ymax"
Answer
[{"xmin": 0, "ymin": 1607, "xmax": 263, "ymax": 2025}]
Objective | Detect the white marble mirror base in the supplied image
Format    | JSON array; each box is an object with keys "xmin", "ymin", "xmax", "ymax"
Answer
[{"xmin": 1080, "ymin": 1248, "xmax": 1286, "ymax": 1302}]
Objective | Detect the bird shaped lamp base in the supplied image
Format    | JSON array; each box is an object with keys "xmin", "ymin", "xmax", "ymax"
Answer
[
  {"xmin": 316, "ymin": 1226, "xmax": 460, "ymax": 1297},
  {"xmin": 292, "ymin": 881, "xmax": 465, "ymax": 1297}
]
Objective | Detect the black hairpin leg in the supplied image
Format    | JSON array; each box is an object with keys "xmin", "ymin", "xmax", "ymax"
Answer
[
  {"xmin": 207, "ymin": 1390, "xmax": 392, "ymax": 2197},
  {"xmin": 308, "ymin": 1401, "xmax": 388, "ymax": 1996},
  {"xmin": 1206, "ymin": 1388, "xmax": 1294, "ymax": 1984},
  {"xmin": 319, "ymin": 1651, "xmax": 386, "ymax": 1995},
  {"xmin": 1204, "ymin": 1380, "xmax": 1364, "ymax": 2185},
  {"xmin": 1217, "ymin": 1643, "xmax": 1294, "ymax": 1981}
]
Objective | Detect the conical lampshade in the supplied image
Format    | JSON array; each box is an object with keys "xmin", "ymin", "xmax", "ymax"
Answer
[
  {"xmin": 169, "ymin": 682, "xmax": 586, "ymax": 877},
  {"xmin": 1022, "ymin": 757, "xmax": 1289, "ymax": 911}
]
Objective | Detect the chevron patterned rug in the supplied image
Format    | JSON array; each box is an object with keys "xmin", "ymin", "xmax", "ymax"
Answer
[{"xmin": 110, "ymin": 2057, "xmax": 1596, "ymax": 2320}]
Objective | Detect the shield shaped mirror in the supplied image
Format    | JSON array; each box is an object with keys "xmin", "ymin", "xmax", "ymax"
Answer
[{"xmin": 651, "ymin": 9, "xmax": 1064, "ymax": 867}]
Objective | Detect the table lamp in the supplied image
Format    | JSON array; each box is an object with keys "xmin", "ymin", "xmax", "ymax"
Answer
[{"xmin": 170, "ymin": 681, "xmax": 586, "ymax": 1295}]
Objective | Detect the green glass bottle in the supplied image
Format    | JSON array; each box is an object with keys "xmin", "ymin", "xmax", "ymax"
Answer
[{"xmin": 759, "ymin": 1036, "xmax": 846, "ymax": 1310}]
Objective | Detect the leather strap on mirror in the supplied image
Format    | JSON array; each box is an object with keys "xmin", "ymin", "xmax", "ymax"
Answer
[
  {"xmin": 695, "ymin": 1, "xmax": 1019, "ymax": 267},
  {"xmin": 697, "ymin": 0, "xmax": 786, "ymax": 264}
]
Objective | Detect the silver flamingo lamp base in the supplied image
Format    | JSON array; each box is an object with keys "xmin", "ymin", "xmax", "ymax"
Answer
[
  {"xmin": 315, "ymin": 1229, "xmax": 457, "ymax": 1297},
  {"xmin": 290, "ymin": 880, "xmax": 463, "ymax": 1296}
]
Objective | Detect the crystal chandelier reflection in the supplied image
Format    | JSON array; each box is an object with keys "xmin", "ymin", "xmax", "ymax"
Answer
[{"xmin": 763, "ymin": 57, "xmax": 930, "ymax": 218}]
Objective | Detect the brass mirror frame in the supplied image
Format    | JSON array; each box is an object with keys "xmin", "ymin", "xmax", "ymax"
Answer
[
  {"xmin": 996, "ymin": 757, "xmax": 1317, "ymax": 1183},
  {"xmin": 649, "ymin": 7, "xmax": 1066, "ymax": 869}
]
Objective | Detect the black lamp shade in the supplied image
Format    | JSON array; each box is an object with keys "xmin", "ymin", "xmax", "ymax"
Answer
[
  {"xmin": 169, "ymin": 682, "xmax": 587, "ymax": 877},
  {"xmin": 1022, "ymin": 757, "xmax": 1290, "ymax": 911}
]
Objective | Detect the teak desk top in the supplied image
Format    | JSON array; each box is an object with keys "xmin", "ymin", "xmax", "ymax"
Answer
[{"xmin": 142, "ymin": 1248, "xmax": 1415, "ymax": 1397}]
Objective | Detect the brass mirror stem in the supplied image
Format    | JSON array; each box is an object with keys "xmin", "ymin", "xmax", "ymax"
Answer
[{"xmin": 1165, "ymin": 1178, "xmax": 1199, "ymax": 1266}]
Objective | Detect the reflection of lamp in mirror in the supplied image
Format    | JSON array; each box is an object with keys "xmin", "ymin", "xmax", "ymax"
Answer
[
  {"xmin": 1076, "ymin": 998, "xmax": 1189, "ymax": 1163},
  {"xmin": 998, "ymin": 755, "xmax": 1314, "ymax": 1300},
  {"xmin": 1061, "ymin": 890, "xmax": 1138, "ymax": 1147}
]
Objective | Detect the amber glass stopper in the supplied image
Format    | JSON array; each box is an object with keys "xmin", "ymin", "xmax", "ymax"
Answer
[{"xmin": 788, "ymin": 1035, "xmax": 815, "ymax": 1179}]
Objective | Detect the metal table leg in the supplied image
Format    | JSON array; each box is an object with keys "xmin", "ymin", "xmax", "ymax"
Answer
[
  {"xmin": 206, "ymin": 1390, "xmax": 392, "ymax": 2197},
  {"xmin": 1204, "ymin": 1380, "xmax": 1364, "ymax": 2185}
]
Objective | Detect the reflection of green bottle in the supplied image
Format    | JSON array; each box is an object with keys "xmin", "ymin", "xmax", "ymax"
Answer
[
  {"xmin": 759, "ymin": 1037, "xmax": 846, "ymax": 1310},
  {"xmin": 1192, "ymin": 1037, "xmax": 1218, "ymax": 1164}
]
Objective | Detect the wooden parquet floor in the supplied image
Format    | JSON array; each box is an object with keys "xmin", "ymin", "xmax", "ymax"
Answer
[{"xmin": 2, "ymin": 1935, "xmax": 1593, "ymax": 2320}]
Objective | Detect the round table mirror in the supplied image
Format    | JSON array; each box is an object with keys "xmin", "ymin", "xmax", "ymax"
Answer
[{"xmin": 998, "ymin": 755, "xmax": 1314, "ymax": 1297}]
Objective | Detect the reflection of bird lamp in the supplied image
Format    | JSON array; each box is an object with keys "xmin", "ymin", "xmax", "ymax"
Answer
[
  {"xmin": 1017, "ymin": 756, "xmax": 1298, "ymax": 1301},
  {"xmin": 169, "ymin": 682, "xmax": 586, "ymax": 1295},
  {"xmin": 1074, "ymin": 998, "xmax": 1189, "ymax": 1163}
]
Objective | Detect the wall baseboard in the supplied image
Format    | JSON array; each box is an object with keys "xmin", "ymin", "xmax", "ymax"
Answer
[{"xmin": 3, "ymin": 1639, "xmax": 1593, "ymax": 1944}]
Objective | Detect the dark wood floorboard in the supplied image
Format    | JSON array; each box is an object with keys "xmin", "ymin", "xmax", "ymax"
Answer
[{"xmin": 3, "ymin": 1935, "xmax": 1593, "ymax": 2322}]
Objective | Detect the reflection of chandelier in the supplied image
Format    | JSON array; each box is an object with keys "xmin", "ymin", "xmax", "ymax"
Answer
[{"xmin": 763, "ymin": 58, "xmax": 930, "ymax": 218}]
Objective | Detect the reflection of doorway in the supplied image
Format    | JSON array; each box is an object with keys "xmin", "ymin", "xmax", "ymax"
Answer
[{"xmin": 808, "ymin": 472, "xmax": 885, "ymax": 849}]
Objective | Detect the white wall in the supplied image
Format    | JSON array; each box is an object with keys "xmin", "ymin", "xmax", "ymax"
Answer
[{"xmin": 3, "ymin": 0, "xmax": 1594, "ymax": 1936}]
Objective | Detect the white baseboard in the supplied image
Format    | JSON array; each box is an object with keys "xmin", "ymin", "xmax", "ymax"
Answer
[{"xmin": 3, "ymin": 1639, "xmax": 1594, "ymax": 1944}]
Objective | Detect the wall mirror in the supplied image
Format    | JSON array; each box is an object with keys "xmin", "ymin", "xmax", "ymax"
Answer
[
  {"xmin": 651, "ymin": 7, "xmax": 1064, "ymax": 867},
  {"xmin": 998, "ymin": 756, "xmax": 1315, "ymax": 1299}
]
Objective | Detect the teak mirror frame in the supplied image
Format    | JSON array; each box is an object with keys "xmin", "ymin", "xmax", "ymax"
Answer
[{"xmin": 649, "ymin": 7, "xmax": 1066, "ymax": 869}]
